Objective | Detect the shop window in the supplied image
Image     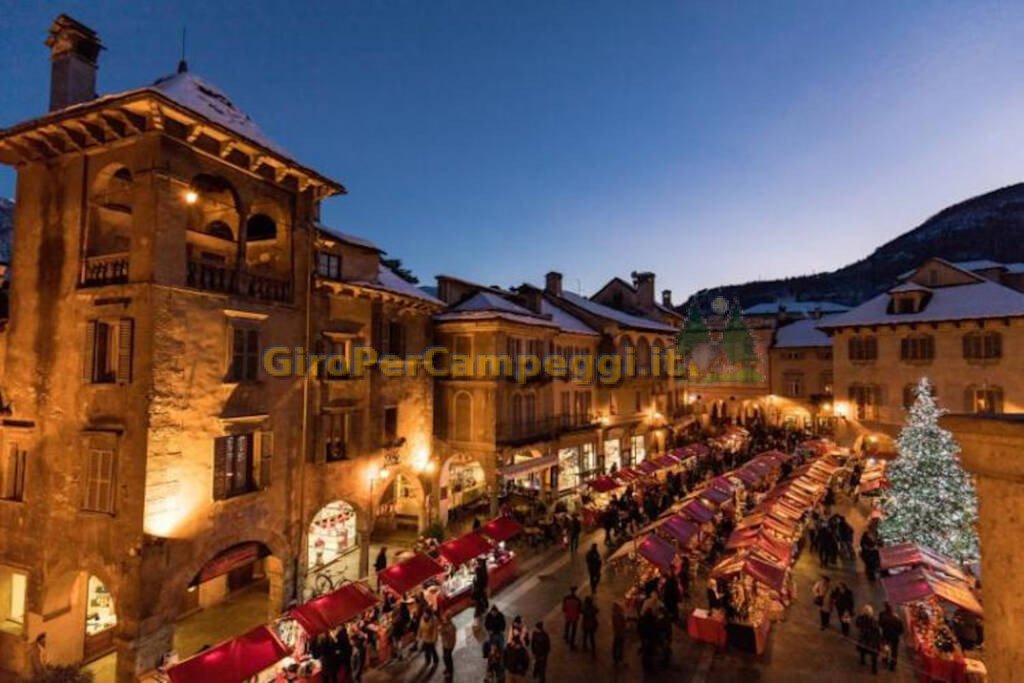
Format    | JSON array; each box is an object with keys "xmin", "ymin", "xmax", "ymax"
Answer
[
  {"xmin": 848, "ymin": 336, "xmax": 878, "ymax": 362},
  {"xmin": 966, "ymin": 386, "xmax": 1003, "ymax": 415},
  {"xmin": 213, "ymin": 432, "xmax": 271, "ymax": 500},
  {"xmin": 316, "ymin": 251, "xmax": 342, "ymax": 280},
  {"xmin": 245, "ymin": 213, "xmax": 278, "ymax": 242},
  {"xmin": 0, "ymin": 444, "xmax": 26, "ymax": 502},
  {"xmin": 308, "ymin": 501, "xmax": 358, "ymax": 569},
  {"xmin": 85, "ymin": 576, "xmax": 116, "ymax": 638},
  {"xmin": 83, "ymin": 448, "xmax": 117, "ymax": 514},
  {"xmin": 630, "ymin": 434, "xmax": 646, "ymax": 465},
  {"xmin": 383, "ymin": 407, "xmax": 398, "ymax": 444},
  {"xmin": 325, "ymin": 412, "xmax": 361, "ymax": 462},
  {"xmin": 228, "ymin": 325, "xmax": 260, "ymax": 382},
  {"xmin": 0, "ymin": 567, "xmax": 27, "ymax": 634},
  {"xmin": 84, "ymin": 319, "xmax": 134, "ymax": 384},
  {"xmin": 900, "ymin": 334, "xmax": 935, "ymax": 362},
  {"xmin": 963, "ymin": 331, "xmax": 1002, "ymax": 361}
]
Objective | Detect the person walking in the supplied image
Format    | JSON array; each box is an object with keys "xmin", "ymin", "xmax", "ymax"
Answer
[
  {"xmin": 878, "ymin": 602, "xmax": 905, "ymax": 672},
  {"xmin": 855, "ymin": 605, "xmax": 882, "ymax": 674},
  {"xmin": 439, "ymin": 612, "xmax": 457, "ymax": 681},
  {"xmin": 562, "ymin": 586, "xmax": 583, "ymax": 650},
  {"xmin": 813, "ymin": 576, "xmax": 833, "ymax": 630},
  {"xmin": 504, "ymin": 636, "xmax": 531, "ymax": 683},
  {"xmin": 611, "ymin": 602, "xmax": 627, "ymax": 666},
  {"xmin": 833, "ymin": 581, "xmax": 855, "ymax": 637},
  {"xmin": 484, "ymin": 604, "xmax": 508, "ymax": 657},
  {"xmin": 530, "ymin": 622, "xmax": 550, "ymax": 683},
  {"xmin": 581, "ymin": 595, "xmax": 600, "ymax": 655},
  {"xmin": 568, "ymin": 513, "xmax": 582, "ymax": 554},
  {"xmin": 418, "ymin": 610, "xmax": 440, "ymax": 669},
  {"xmin": 585, "ymin": 543, "xmax": 603, "ymax": 593}
]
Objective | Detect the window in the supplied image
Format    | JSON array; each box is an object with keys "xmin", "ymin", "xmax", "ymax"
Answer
[
  {"xmin": 781, "ymin": 351, "xmax": 805, "ymax": 361},
  {"xmin": 900, "ymin": 335, "xmax": 935, "ymax": 362},
  {"xmin": 848, "ymin": 336, "xmax": 877, "ymax": 361},
  {"xmin": 560, "ymin": 391, "xmax": 571, "ymax": 421},
  {"xmin": 783, "ymin": 372, "xmax": 804, "ymax": 398},
  {"xmin": 383, "ymin": 407, "xmax": 398, "ymax": 444},
  {"xmin": 380, "ymin": 320, "xmax": 405, "ymax": 356},
  {"xmin": 636, "ymin": 338, "xmax": 651, "ymax": 375},
  {"xmin": 213, "ymin": 432, "xmax": 271, "ymax": 499},
  {"xmin": 0, "ymin": 567, "xmax": 27, "ymax": 634},
  {"xmin": 963, "ymin": 331, "xmax": 1002, "ymax": 361},
  {"xmin": 316, "ymin": 251, "xmax": 342, "ymax": 280},
  {"xmin": 83, "ymin": 448, "xmax": 116, "ymax": 513},
  {"xmin": 574, "ymin": 391, "xmax": 592, "ymax": 422},
  {"xmin": 895, "ymin": 296, "xmax": 917, "ymax": 314},
  {"xmin": 325, "ymin": 412, "xmax": 361, "ymax": 461},
  {"xmin": 966, "ymin": 386, "xmax": 1003, "ymax": 415},
  {"xmin": 453, "ymin": 392, "xmax": 472, "ymax": 441},
  {"xmin": 245, "ymin": 213, "xmax": 277, "ymax": 242},
  {"xmin": 453, "ymin": 335, "xmax": 472, "ymax": 359},
  {"xmin": 0, "ymin": 445, "xmax": 26, "ymax": 502},
  {"xmin": 228, "ymin": 326, "xmax": 260, "ymax": 382},
  {"xmin": 84, "ymin": 319, "xmax": 133, "ymax": 384},
  {"xmin": 820, "ymin": 371, "xmax": 833, "ymax": 395},
  {"xmin": 511, "ymin": 394, "xmax": 524, "ymax": 426},
  {"xmin": 848, "ymin": 384, "xmax": 880, "ymax": 421},
  {"xmin": 524, "ymin": 394, "xmax": 537, "ymax": 424},
  {"xmin": 318, "ymin": 339, "xmax": 352, "ymax": 380}
]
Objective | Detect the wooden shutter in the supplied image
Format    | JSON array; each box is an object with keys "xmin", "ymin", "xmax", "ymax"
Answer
[
  {"xmin": 83, "ymin": 320, "xmax": 97, "ymax": 382},
  {"xmin": 245, "ymin": 329, "xmax": 260, "ymax": 380},
  {"xmin": 258, "ymin": 431, "xmax": 273, "ymax": 489},
  {"xmin": 116, "ymin": 318, "xmax": 134, "ymax": 384},
  {"xmin": 348, "ymin": 410, "xmax": 363, "ymax": 455},
  {"xmin": 212, "ymin": 437, "xmax": 228, "ymax": 500}
]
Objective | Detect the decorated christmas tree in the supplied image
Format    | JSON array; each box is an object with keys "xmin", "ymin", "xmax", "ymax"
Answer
[{"xmin": 878, "ymin": 377, "xmax": 980, "ymax": 562}]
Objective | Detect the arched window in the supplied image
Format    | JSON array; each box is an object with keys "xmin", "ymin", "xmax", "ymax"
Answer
[
  {"xmin": 205, "ymin": 221, "xmax": 234, "ymax": 241},
  {"xmin": 651, "ymin": 340, "xmax": 664, "ymax": 375},
  {"xmin": 619, "ymin": 337, "xmax": 635, "ymax": 371},
  {"xmin": 453, "ymin": 392, "xmax": 472, "ymax": 442},
  {"xmin": 636, "ymin": 338, "xmax": 651, "ymax": 375},
  {"xmin": 963, "ymin": 331, "xmax": 1002, "ymax": 360},
  {"xmin": 246, "ymin": 213, "xmax": 278, "ymax": 242}
]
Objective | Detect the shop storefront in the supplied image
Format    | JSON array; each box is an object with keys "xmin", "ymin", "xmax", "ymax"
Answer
[
  {"xmin": 580, "ymin": 443, "xmax": 598, "ymax": 480},
  {"xmin": 83, "ymin": 576, "xmax": 117, "ymax": 660},
  {"xmin": 604, "ymin": 438, "xmax": 622, "ymax": 473},
  {"xmin": 307, "ymin": 501, "xmax": 358, "ymax": 570},
  {"xmin": 447, "ymin": 457, "xmax": 486, "ymax": 510},
  {"xmin": 557, "ymin": 446, "xmax": 581, "ymax": 492},
  {"xmin": 500, "ymin": 452, "xmax": 557, "ymax": 498},
  {"xmin": 630, "ymin": 434, "xmax": 647, "ymax": 465}
]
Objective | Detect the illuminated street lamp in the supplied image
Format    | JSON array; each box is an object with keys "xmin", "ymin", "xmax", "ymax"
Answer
[{"xmin": 183, "ymin": 189, "xmax": 199, "ymax": 204}]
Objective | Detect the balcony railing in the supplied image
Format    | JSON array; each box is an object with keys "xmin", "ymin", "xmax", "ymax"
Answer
[
  {"xmin": 81, "ymin": 253, "xmax": 130, "ymax": 287},
  {"xmin": 496, "ymin": 413, "xmax": 595, "ymax": 445},
  {"xmin": 187, "ymin": 260, "xmax": 292, "ymax": 303}
]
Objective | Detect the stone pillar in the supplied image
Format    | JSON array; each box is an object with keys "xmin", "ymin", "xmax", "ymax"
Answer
[
  {"xmin": 114, "ymin": 622, "xmax": 173, "ymax": 683},
  {"xmin": 358, "ymin": 521, "xmax": 372, "ymax": 579},
  {"xmin": 943, "ymin": 415, "xmax": 1024, "ymax": 681}
]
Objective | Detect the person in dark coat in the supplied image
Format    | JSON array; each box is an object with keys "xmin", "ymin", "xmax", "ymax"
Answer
[
  {"xmin": 637, "ymin": 607, "xmax": 659, "ymax": 672},
  {"xmin": 833, "ymin": 582, "xmax": 855, "ymax": 637},
  {"xmin": 581, "ymin": 596, "xmax": 600, "ymax": 655},
  {"xmin": 484, "ymin": 604, "xmax": 508, "ymax": 657},
  {"xmin": 662, "ymin": 575, "xmax": 681, "ymax": 624},
  {"xmin": 530, "ymin": 622, "xmax": 550, "ymax": 682},
  {"xmin": 855, "ymin": 605, "xmax": 882, "ymax": 674},
  {"xmin": 504, "ymin": 636, "xmax": 531, "ymax": 683},
  {"xmin": 585, "ymin": 543, "xmax": 603, "ymax": 593},
  {"xmin": 878, "ymin": 602, "xmax": 905, "ymax": 671},
  {"xmin": 568, "ymin": 514, "xmax": 582, "ymax": 554}
]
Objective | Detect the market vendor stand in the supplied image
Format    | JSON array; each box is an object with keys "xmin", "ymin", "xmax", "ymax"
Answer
[
  {"xmin": 167, "ymin": 625, "xmax": 291, "ymax": 683},
  {"xmin": 376, "ymin": 552, "xmax": 446, "ymax": 661},
  {"xmin": 581, "ymin": 476, "xmax": 625, "ymax": 527},
  {"xmin": 434, "ymin": 531, "xmax": 519, "ymax": 615}
]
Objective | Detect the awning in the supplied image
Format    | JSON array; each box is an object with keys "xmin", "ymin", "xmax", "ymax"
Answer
[
  {"xmin": 659, "ymin": 515, "xmax": 700, "ymax": 547},
  {"xmin": 713, "ymin": 555, "xmax": 787, "ymax": 593},
  {"xmin": 636, "ymin": 460, "xmax": 661, "ymax": 475},
  {"xmin": 479, "ymin": 516, "xmax": 524, "ymax": 543},
  {"xmin": 167, "ymin": 625, "xmax": 289, "ymax": 683},
  {"xmin": 637, "ymin": 534, "xmax": 677, "ymax": 573},
  {"xmin": 700, "ymin": 487, "xmax": 732, "ymax": 506},
  {"xmin": 586, "ymin": 476, "xmax": 622, "ymax": 493},
  {"xmin": 437, "ymin": 532, "xmax": 493, "ymax": 567},
  {"xmin": 378, "ymin": 553, "xmax": 445, "ymax": 595},
  {"xmin": 680, "ymin": 499, "xmax": 716, "ymax": 524},
  {"xmin": 500, "ymin": 453, "xmax": 558, "ymax": 478},
  {"xmin": 709, "ymin": 476, "xmax": 736, "ymax": 494},
  {"xmin": 290, "ymin": 582, "xmax": 379, "ymax": 637},
  {"xmin": 614, "ymin": 468, "xmax": 642, "ymax": 482},
  {"xmin": 881, "ymin": 568, "xmax": 983, "ymax": 616},
  {"xmin": 878, "ymin": 543, "xmax": 968, "ymax": 583}
]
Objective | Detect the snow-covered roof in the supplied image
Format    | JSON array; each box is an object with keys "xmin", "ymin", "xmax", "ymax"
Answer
[
  {"xmin": 560, "ymin": 291, "xmax": 677, "ymax": 333},
  {"xmin": 316, "ymin": 223, "xmax": 382, "ymax": 252},
  {"xmin": 888, "ymin": 281, "xmax": 931, "ymax": 294},
  {"xmin": 350, "ymin": 264, "xmax": 442, "ymax": 306},
  {"xmin": 540, "ymin": 300, "xmax": 599, "ymax": 336},
  {"xmin": 742, "ymin": 299, "xmax": 850, "ymax": 316},
  {"xmin": 433, "ymin": 309, "xmax": 559, "ymax": 328},
  {"xmin": 819, "ymin": 278, "xmax": 1024, "ymax": 328},
  {"xmin": 898, "ymin": 258, "xmax": 1015, "ymax": 280},
  {"xmin": 772, "ymin": 318, "xmax": 833, "ymax": 349},
  {"xmin": 455, "ymin": 291, "xmax": 532, "ymax": 315},
  {"xmin": 435, "ymin": 291, "xmax": 557, "ymax": 328}
]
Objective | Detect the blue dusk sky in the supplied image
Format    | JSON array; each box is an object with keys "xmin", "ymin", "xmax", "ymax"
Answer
[{"xmin": 3, "ymin": 1, "xmax": 1024, "ymax": 300}]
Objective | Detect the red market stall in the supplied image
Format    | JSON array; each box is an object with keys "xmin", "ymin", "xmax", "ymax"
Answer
[
  {"xmin": 378, "ymin": 552, "xmax": 445, "ymax": 596},
  {"xmin": 700, "ymin": 486, "xmax": 733, "ymax": 508},
  {"xmin": 879, "ymin": 543, "xmax": 968, "ymax": 583},
  {"xmin": 680, "ymin": 499, "xmax": 717, "ymax": 525},
  {"xmin": 435, "ymin": 532, "xmax": 519, "ymax": 615},
  {"xmin": 479, "ymin": 516, "xmax": 524, "ymax": 543},
  {"xmin": 881, "ymin": 569, "xmax": 982, "ymax": 616},
  {"xmin": 582, "ymin": 476, "xmax": 625, "ymax": 527},
  {"xmin": 167, "ymin": 625, "xmax": 290, "ymax": 683},
  {"xmin": 636, "ymin": 460, "xmax": 661, "ymax": 476},
  {"xmin": 687, "ymin": 607, "xmax": 727, "ymax": 650},
  {"xmin": 290, "ymin": 581, "xmax": 379, "ymax": 638},
  {"xmin": 636, "ymin": 534, "xmax": 678, "ymax": 574},
  {"xmin": 586, "ymin": 476, "xmax": 621, "ymax": 493},
  {"xmin": 657, "ymin": 514, "xmax": 701, "ymax": 551}
]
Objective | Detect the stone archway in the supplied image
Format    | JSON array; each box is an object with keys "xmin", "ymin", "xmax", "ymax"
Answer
[
  {"xmin": 304, "ymin": 499, "xmax": 361, "ymax": 598},
  {"xmin": 438, "ymin": 452, "xmax": 489, "ymax": 524},
  {"xmin": 371, "ymin": 465, "xmax": 428, "ymax": 539},
  {"xmin": 38, "ymin": 564, "xmax": 123, "ymax": 669}
]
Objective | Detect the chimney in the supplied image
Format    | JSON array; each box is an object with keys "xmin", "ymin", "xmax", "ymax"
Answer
[
  {"xmin": 46, "ymin": 15, "xmax": 103, "ymax": 111},
  {"xmin": 517, "ymin": 286, "xmax": 544, "ymax": 314},
  {"xmin": 662, "ymin": 289, "xmax": 672, "ymax": 308},
  {"xmin": 545, "ymin": 271, "xmax": 563, "ymax": 297},
  {"xmin": 631, "ymin": 271, "xmax": 655, "ymax": 310}
]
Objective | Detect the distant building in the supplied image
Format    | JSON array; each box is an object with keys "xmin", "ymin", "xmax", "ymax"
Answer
[{"xmin": 766, "ymin": 316, "xmax": 836, "ymax": 431}]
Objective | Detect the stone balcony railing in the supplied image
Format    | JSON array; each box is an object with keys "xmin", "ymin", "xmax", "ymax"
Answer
[
  {"xmin": 187, "ymin": 259, "xmax": 292, "ymax": 303},
  {"xmin": 81, "ymin": 252, "xmax": 130, "ymax": 287}
]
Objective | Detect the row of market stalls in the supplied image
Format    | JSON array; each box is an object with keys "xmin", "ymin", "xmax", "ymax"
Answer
[
  {"xmin": 166, "ymin": 516, "xmax": 524, "ymax": 682},
  {"xmin": 608, "ymin": 441, "xmax": 845, "ymax": 655},
  {"xmin": 879, "ymin": 542, "xmax": 986, "ymax": 682}
]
